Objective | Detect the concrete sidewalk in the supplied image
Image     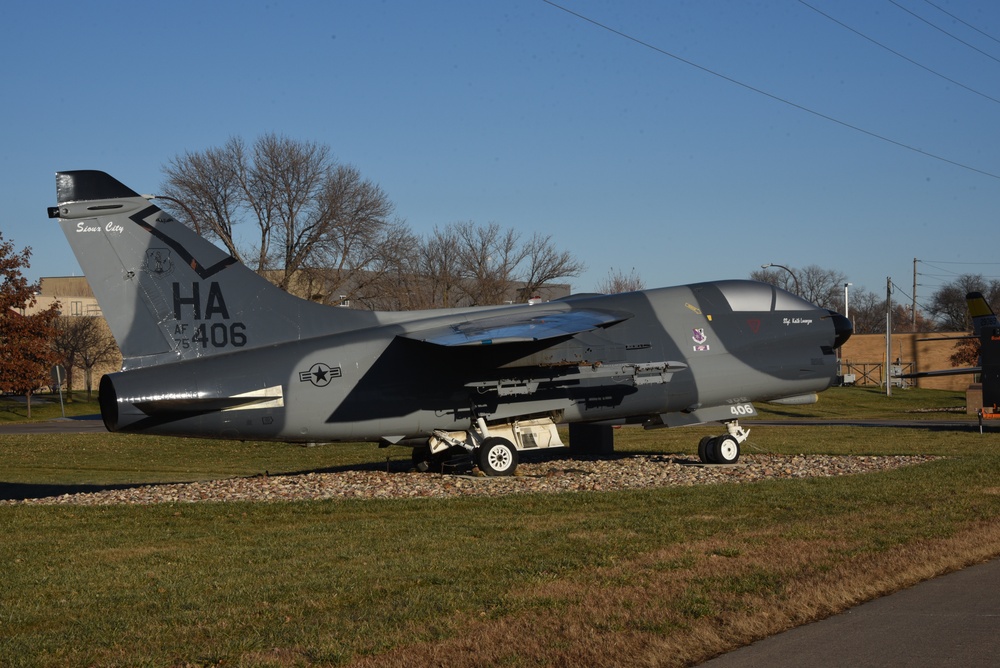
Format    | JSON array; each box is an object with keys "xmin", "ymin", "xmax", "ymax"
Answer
[{"xmin": 700, "ymin": 558, "xmax": 1000, "ymax": 667}]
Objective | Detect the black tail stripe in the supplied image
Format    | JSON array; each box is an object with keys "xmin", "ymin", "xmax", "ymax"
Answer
[{"xmin": 129, "ymin": 205, "xmax": 237, "ymax": 279}]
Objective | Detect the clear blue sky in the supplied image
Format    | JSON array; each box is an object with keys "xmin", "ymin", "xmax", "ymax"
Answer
[{"xmin": 3, "ymin": 0, "xmax": 998, "ymax": 310}]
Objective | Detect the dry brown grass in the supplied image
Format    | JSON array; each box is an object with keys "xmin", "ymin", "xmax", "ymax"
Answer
[{"xmin": 353, "ymin": 522, "xmax": 1000, "ymax": 667}]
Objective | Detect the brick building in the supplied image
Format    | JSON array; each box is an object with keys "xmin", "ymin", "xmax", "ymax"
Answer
[{"xmin": 839, "ymin": 332, "xmax": 970, "ymax": 391}]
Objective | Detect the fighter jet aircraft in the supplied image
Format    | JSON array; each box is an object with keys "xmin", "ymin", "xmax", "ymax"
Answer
[{"xmin": 47, "ymin": 170, "xmax": 852, "ymax": 475}]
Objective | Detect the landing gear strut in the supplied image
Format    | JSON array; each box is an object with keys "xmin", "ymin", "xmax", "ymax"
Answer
[{"xmin": 698, "ymin": 420, "xmax": 749, "ymax": 465}]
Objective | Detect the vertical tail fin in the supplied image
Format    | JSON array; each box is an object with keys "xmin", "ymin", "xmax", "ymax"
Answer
[
  {"xmin": 967, "ymin": 292, "xmax": 998, "ymax": 337},
  {"xmin": 49, "ymin": 170, "xmax": 373, "ymax": 369}
]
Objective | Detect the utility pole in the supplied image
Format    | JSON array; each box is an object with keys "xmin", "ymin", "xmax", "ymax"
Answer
[
  {"xmin": 912, "ymin": 258, "xmax": 917, "ymax": 327},
  {"xmin": 886, "ymin": 277, "xmax": 893, "ymax": 397}
]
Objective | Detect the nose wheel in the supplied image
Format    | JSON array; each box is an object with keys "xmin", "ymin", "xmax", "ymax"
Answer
[{"xmin": 698, "ymin": 421, "xmax": 748, "ymax": 465}]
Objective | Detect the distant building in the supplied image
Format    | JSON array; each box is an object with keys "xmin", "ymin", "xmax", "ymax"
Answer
[
  {"xmin": 21, "ymin": 278, "xmax": 112, "ymax": 392},
  {"xmin": 28, "ymin": 277, "xmax": 102, "ymax": 317}
]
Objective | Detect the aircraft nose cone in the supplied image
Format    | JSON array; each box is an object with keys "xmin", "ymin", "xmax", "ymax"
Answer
[{"xmin": 828, "ymin": 310, "xmax": 853, "ymax": 348}]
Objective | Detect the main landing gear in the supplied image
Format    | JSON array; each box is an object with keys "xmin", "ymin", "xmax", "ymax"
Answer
[
  {"xmin": 697, "ymin": 420, "xmax": 749, "ymax": 465},
  {"xmin": 412, "ymin": 417, "xmax": 562, "ymax": 476},
  {"xmin": 475, "ymin": 437, "xmax": 519, "ymax": 476},
  {"xmin": 412, "ymin": 429, "xmax": 521, "ymax": 477}
]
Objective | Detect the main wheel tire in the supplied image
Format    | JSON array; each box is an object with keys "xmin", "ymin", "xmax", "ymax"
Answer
[
  {"xmin": 476, "ymin": 437, "xmax": 519, "ymax": 476},
  {"xmin": 714, "ymin": 435, "xmax": 740, "ymax": 464},
  {"xmin": 698, "ymin": 435, "xmax": 714, "ymax": 463}
]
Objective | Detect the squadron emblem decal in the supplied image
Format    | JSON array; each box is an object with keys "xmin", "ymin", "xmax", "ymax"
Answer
[
  {"xmin": 692, "ymin": 328, "xmax": 710, "ymax": 351},
  {"xmin": 142, "ymin": 248, "xmax": 174, "ymax": 279},
  {"xmin": 299, "ymin": 362, "xmax": 342, "ymax": 387}
]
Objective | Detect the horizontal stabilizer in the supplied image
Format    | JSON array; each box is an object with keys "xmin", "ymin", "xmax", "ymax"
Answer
[{"xmin": 403, "ymin": 308, "xmax": 631, "ymax": 346}]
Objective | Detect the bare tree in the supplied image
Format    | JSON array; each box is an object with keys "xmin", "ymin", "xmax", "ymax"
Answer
[
  {"xmin": 161, "ymin": 134, "xmax": 400, "ymax": 303},
  {"xmin": 77, "ymin": 323, "xmax": 120, "ymax": 399},
  {"xmin": 420, "ymin": 221, "xmax": 584, "ymax": 307},
  {"xmin": 52, "ymin": 316, "xmax": 120, "ymax": 399},
  {"xmin": 359, "ymin": 222, "xmax": 585, "ymax": 309},
  {"xmin": 51, "ymin": 316, "xmax": 86, "ymax": 394},
  {"xmin": 517, "ymin": 233, "xmax": 586, "ymax": 301},
  {"xmin": 834, "ymin": 287, "xmax": 935, "ymax": 335},
  {"xmin": 416, "ymin": 225, "xmax": 464, "ymax": 309},
  {"xmin": 162, "ymin": 137, "xmax": 582, "ymax": 310},
  {"xmin": 349, "ymin": 229, "xmax": 426, "ymax": 311},
  {"xmin": 160, "ymin": 139, "xmax": 245, "ymax": 260},
  {"xmin": 597, "ymin": 267, "xmax": 645, "ymax": 294},
  {"xmin": 450, "ymin": 221, "xmax": 528, "ymax": 305},
  {"xmin": 846, "ymin": 288, "xmax": 886, "ymax": 335},
  {"xmin": 798, "ymin": 265, "xmax": 847, "ymax": 309},
  {"xmin": 301, "ymin": 165, "xmax": 405, "ymax": 301}
]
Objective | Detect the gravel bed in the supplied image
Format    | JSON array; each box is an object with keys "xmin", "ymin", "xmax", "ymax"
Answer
[{"xmin": 2, "ymin": 453, "xmax": 938, "ymax": 506}]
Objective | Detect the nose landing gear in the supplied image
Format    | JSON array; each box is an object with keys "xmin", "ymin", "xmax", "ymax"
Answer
[{"xmin": 698, "ymin": 420, "xmax": 749, "ymax": 465}]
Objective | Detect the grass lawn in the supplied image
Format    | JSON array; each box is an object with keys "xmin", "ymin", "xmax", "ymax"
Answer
[
  {"xmin": 0, "ymin": 394, "xmax": 101, "ymax": 423},
  {"xmin": 2, "ymin": 387, "xmax": 999, "ymax": 666},
  {"xmin": 751, "ymin": 384, "xmax": 969, "ymax": 419}
]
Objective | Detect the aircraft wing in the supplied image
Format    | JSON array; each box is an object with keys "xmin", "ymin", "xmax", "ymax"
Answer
[{"xmin": 402, "ymin": 308, "xmax": 631, "ymax": 346}]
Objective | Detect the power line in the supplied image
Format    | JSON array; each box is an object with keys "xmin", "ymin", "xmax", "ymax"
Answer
[
  {"xmin": 540, "ymin": 0, "xmax": 1000, "ymax": 181},
  {"xmin": 921, "ymin": 259, "xmax": 1000, "ymax": 266},
  {"xmin": 915, "ymin": 261, "xmax": 1000, "ymax": 297},
  {"xmin": 887, "ymin": 0, "xmax": 1000, "ymax": 65},
  {"xmin": 914, "ymin": 260, "xmax": 1000, "ymax": 311},
  {"xmin": 798, "ymin": 0, "xmax": 1000, "ymax": 106},
  {"xmin": 918, "ymin": 262, "xmax": 966, "ymax": 279},
  {"xmin": 890, "ymin": 280, "xmax": 932, "ymax": 311},
  {"xmin": 918, "ymin": 260, "xmax": 1000, "ymax": 282},
  {"xmin": 920, "ymin": 0, "xmax": 1000, "ymax": 47}
]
